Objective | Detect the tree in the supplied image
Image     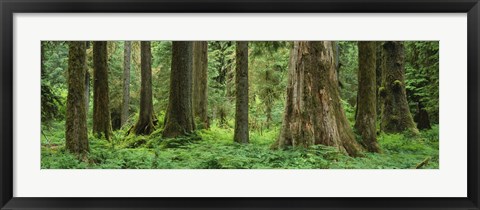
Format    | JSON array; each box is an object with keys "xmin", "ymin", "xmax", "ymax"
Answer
[
  {"xmin": 65, "ymin": 41, "xmax": 89, "ymax": 157},
  {"xmin": 274, "ymin": 41, "xmax": 363, "ymax": 157},
  {"xmin": 85, "ymin": 42, "xmax": 91, "ymax": 114},
  {"xmin": 93, "ymin": 41, "xmax": 113, "ymax": 140},
  {"xmin": 163, "ymin": 41, "xmax": 195, "ymax": 138},
  {"xmin": 380, "ymin": 41, "xmax": 418, "ymax": 134},
  {"xmin": 192, "ymin": 41, "xmax": 209, "ymax": 129},
  {"xmin": 375, "ymin": 42, "xmax": 384, "ymax": 117},
  {"xmin": 132, "ymin": 41, "xmax": 156, "ymax": 135},
  {"xmin": 233, "ymin": 41, "xmax": 249, "ymax": 144},
  {"xmin": 355, "ymin": 41, "xmax": 380, "ymax": 153},
  {"xmin": 85, "ymin": 71, "xmax": 90, "ymax": 112},
  {"xmin": 121, "ymin": 41, "xmax": 131, "ymax": 127}
]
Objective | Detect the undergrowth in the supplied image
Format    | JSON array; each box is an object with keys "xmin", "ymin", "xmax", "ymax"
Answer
[{"xmin": 41, "ymin": 121, "xmax": 439, "ymax": 169}]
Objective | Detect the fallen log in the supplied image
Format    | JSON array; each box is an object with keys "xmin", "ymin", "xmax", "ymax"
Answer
[{"xmin": 415, "ymin": 157, "xmax": 431, "ymax": 169}]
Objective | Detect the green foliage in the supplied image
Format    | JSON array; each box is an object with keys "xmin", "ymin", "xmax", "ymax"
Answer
[
  {"xmin": 152, "ymin": 41, "xmax": 172, "ymax": 113},
  {"xmin": 41, "ymin": 41, "xmax": 440, "ymax": 169},
  {"xmin": 341, "ymin": 99, "xmax": 356, "ymax": 126},
  {"xmin": 41, "ymin": 121, "xmax": 439, "ymax": 169},
  {"xmin": 405, "ymin": 41, "xmax": 439, "ymax": 123},
  {"xmin": 207, "ymin": 41, "xmax": 236, "ymax": 127},
  {"xmin": 338, "ymin": 41, "xmax": 359, "ymax": 106},
  {"xmin": 249, "ymin": 42, "xmax": 290, "ymax": 129},
  {"xmin": 41, "ymin": 41, "xmax": 69, "ymax": 122}
]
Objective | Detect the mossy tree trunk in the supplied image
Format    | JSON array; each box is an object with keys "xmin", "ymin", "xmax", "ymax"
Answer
[
  {"xmin": 92, "ymin": 41, "xmax": 113, "ymax": 140},
  {"xmin": 163, "ymin": 41, "xmax": 195, "ymax": 138},
  {"xmin": 85, "ymin": 71, "xmax": 90, "ymax": 113},
  {"xmin": 381, "ymin": 41, "xmax": 418, "ymax": 134},
  {"xmin": 121, "ymin": 41, "xmax": 131, "ymax": 127},
  {"xmin": 274, "ymin": 41, "xmax": 363, "ymax": 157},
  {"xmin": 192, "ymin": 41, "xmax": 209, "ymax": 129},
  {"xmin": 355, "ymin": 41, "xmax": 380, "ymax": 153},
  {"xmin": 375, "ymin": 42, "xmax": 384, "ymax": 118},
  {"xmin": 65, "ymin": 41, "xmax": 89, "ymax": 157},
  {"xmin": 233, "ymin": 41, "xmax": 249, "ymax": 144},
  {"xmin": 132, "ymin": 41, "xmax": 156, "ymax": 135}
]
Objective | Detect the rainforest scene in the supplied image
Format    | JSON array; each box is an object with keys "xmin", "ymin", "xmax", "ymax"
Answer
[{"xmin": 41, "ymin": 41, "xmax": 439, "ymax": 169}]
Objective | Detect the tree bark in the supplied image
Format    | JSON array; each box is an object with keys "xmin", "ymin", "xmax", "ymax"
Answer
[
  {"xmin": 85, "ymin": 72, "xmax": 90, "ymax": 113},
  {"xmin": 415, "ymin": 102, "xmax": 431, "ymax": 130},
  {"xmin": 381, "ymin": 41, "xmax": 418, "ymax": 134},
  {"xmin": 132, "ymin": 41, "xmax": 156, "ymax": 135},
  {"xmin": 163, "ymin": 41, "xmax": 195, "ymax": 138},
  {"xmin": 85, "ymin": 42, "xmax": 91, "ymax": 114},
  {"xmin": 121, "ymin": 41, "xmax": 131, "ymax": 127},
  {"xmin": 92, "ymin": 41, "xmax": 112, "ymax": 140},
  {"xmin": 233, "ymin": 41, "xmax": 249, "ymax": 144},
  {"xmin": 274, "ymin": 41, "xmax": 363, "ymax": 157},
  {"xmin": 355, "ymin": 41, "xmax": 380, "ymax": 153},
  {"xmin": 192, "ymin": 41, "xmax": 209, "ymax": 129},
  {"xmin": 375, "ymin": 42, "xmax": 384, "ymax": 118},
  {"xmin": 65, "ymin": 41, "xmax": 89, "ymax": 157}
]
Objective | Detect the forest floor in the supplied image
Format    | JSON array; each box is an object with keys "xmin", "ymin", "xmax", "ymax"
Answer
[{"xmin": 41, "ymin": 120, "xmax": 439, "ymax": 169}]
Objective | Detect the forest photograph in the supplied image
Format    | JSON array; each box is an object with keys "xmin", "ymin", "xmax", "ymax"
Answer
[{"xmin": 41, "ymin": 41, "xmax": 439, "ymax": 169}]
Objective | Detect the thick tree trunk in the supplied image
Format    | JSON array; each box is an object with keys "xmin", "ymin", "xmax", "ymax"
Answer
[
  {"xmin": 274, "ymin": 41, "xmax": 363, "ymax": 157},
  {"xmin": 355, "ymin": 42, "xmax": 380, "ymax": 153},
  {"xmin": 132, "ymin": 41, "xmax": 156, "ymax": 135},
  {"xmin": 92, "ymin": 41, "xmax": 112, "ymax": 140},
  {"xmin": 192, "ymin": 41, "xmax": 209, "ymax": 129},
  {"xmin": 121, "ymin": 41, "xmax": 131, "ymax": 127},
  {"xmin": 65, "ymin": 41, "xmax": 89, "ymax": 157},
  {"xmin": 163, "ymin": 41, "xmax": 195, "ymax": 138},
  {"xmin": 381, "ymin": 41, "xmax": 418, "ymax": 134},
  {"xmin": 233, "ymin": 41, "xmax": 249, "ymax": 144}
]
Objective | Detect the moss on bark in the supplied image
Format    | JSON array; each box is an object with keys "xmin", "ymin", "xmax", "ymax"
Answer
[
  {"xmin": 355, "ymin": 41, "xmax": 380, "ymax": 153},
  {"xmin": 65, "ymin": 41, "xmax": 89, "ymax": 157},
  {"xmin": 381, "ymin": 41, "xmax": 419, "ymax": 135},
  {"xmin": 274, "ymin": 41, "xmax": 364, "ymax": 157}
]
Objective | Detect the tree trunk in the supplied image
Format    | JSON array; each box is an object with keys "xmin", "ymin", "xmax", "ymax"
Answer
[
  {"xmin": 85, "ymin": 42, "xmax": 91, "ymax": 114},
  {"xmin": 85, "ymin": 71, "xmax": 90, "ymax": 113},
  {"xmin": 274, "ymin": 41, "xmax": 363, "ymax": 157},
  {"xmin": 163, "ymin": 41, "xmax": 195, "ymax": 138},
  {"xmin": 192, "ymin": 41, "xmax": 209, "ymax": 129},
  {"xmin": 381, "ymin": 41, "xmax": 418, "ymax": 134},
  {"xmin": 132, "ymin": 41, "xmax": 156, "ymax": 135},
  {"xmin": 121, "ymin": 41, "xmax": 132, "ymax": 127},
  {"xmin": 233, "ymin": 41, "xmax": 249, "ymax": 144},
  {"xmin": 375, "ymin": 42, "xmax": 384, "ymax": 118},
  {"xmin": 92, "ymin": 41, "xmax": 112, "ymax": 140},
  {"xmin": 65, "ymin": 41, "xmax": 89, "ymax": 157},
  {"xmin": 415, "ymin": 102, "xmax": 431, "ymax": 130},
  {"xmin": 355, "ymin": 41, "xmax": 380, "ymax": 153}
]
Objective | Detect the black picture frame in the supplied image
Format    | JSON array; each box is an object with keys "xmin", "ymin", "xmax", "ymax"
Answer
[{"xmin": 1, "ymin": 0, "xmax": 479, "ymax": 209}]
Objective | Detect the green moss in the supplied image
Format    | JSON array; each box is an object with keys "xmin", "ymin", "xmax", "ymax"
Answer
[
  {"xmin": 378, "ymin": 87, "xmax": 387, "ymax": 98},
  {"xmin": 392, "ymin": 80, "xmax": 403, "ymax": 92}
]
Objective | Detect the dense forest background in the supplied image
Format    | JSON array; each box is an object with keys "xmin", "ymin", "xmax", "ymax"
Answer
[{"xmin": 41, "ymin": 41, "xmax": 439, "ymax": 169}]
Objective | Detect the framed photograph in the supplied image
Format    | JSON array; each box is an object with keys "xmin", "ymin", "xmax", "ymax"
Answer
[{"xmin": 1, "ymin": 0, "xmax": 479, "ymax": 209}]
